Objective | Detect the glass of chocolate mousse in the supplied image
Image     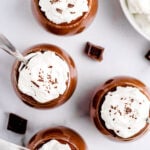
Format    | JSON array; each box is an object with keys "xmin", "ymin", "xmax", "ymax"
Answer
[
  {"xmin": 31, "ymin": 0, "xmax": 98, "ymax": 35},
  {"xmin": 11, "ymin": 44, "xmax": 77, "ymax": 109},
  {"xmin": 27, "ymin": 126, "xmax": 87, "ymax": 150},
  {"xmin": 90, "ymin": 76, "xmax": 150, "ymax": 141}
]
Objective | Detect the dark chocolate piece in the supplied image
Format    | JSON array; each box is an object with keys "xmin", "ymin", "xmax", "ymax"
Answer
[
  {"xmin": 85, "ymin": 42, "xmax": 104, "ymax": 61},
  {"xmin": 145, "ymin": 50, "xmax": 150, "ymax": 61},
  {"xmin": 7, "ymin": 113, "xmax": 27, "ymax": 134}
]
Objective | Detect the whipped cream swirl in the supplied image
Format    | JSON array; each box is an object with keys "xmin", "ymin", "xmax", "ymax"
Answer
[
  {"xmin": 39, "ymin": 140, "xmax": 71, "ymax": 150},
  {"xmin": 39, "ymin": 0, "xmax": 89, "ymax": 24},
  {"xmin": 127, "ymin": 0, "xmax": 150, "ymax": 37},
  {"xmin": 101, "ymin": 86, "xmax": 150, "ymax": 138},
  {"xmin": 18, "ymin": 51, "xmax": 70, "ymax": 103}
]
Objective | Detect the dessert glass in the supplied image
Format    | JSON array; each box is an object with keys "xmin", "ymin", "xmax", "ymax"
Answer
[
  {"xmin": 120, "ymin": 0, "xmax": 150, "ymax": 41},
  {"xmin": 90, "ymin": 76, "xmax": 150, "ymax": 141},
  {"xmin": 31, "ymin": 0, "xmax": 98, "ymax": 35},
  {"xmin": 27, "ymin": 126, "xmax": 87, "ymax": 150},
  {"xmin": 11, "ymin": 44, "xmax": 77, "ymax": 109}
]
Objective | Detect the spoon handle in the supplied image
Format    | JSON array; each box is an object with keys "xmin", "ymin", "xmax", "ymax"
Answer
[
  {"xmin": 0, "ymin": 34, "xmax": 26, "ymax": 62},
  {"xmin": 0, "ymin": 138, "xmax": 30, "ymax": 150}
]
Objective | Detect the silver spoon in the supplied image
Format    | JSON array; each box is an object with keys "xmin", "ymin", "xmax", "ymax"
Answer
[
  {"xmin": 0, "ymin": 138, "xmax": 30, "ymax": 150},
  {"xmin": 0, "ymin": 34, "xmax": 27, "ymax": 63}
]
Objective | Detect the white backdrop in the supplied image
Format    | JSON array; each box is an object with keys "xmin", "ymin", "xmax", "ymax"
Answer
[{"xmin": 0, "ymin": 0, "xmax": 150, "ymax": 149}]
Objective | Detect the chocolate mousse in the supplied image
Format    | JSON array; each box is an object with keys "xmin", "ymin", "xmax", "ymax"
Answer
[
  {"xmin": 31, "ymin": 0, "xmax": 98, "ymax": 35},
  {"xmin": 11, "ymin": 44, "xmax": 77, "ymax": 109},
  {"xmin": 27, "ymin": 126, "xmax": 87, "ymax": 150},
  {"xmin": 90, "ymin": 76, "xmax": 150, "ymax": 141}
]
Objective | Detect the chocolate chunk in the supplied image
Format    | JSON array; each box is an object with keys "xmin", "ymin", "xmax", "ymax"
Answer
[
  {"xmin": 145, "ymin": 50, "xmax": 150, "ymax": 61},
  {"xmin": 7, "ymin": 113, "xmax": 27, "ymax": 134},
  {"xmin": 85, "ymin": 42, "xmax": 104, "ymax": 61}
]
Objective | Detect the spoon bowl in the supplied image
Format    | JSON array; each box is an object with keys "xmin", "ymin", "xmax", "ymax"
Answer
[{"xmin": 0, "ymin": 34, "xmax": 27, "ymax": 63}]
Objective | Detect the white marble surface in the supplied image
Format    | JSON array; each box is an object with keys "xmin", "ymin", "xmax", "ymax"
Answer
[{"xmin": 0, "ymin": 0, "xmax": 150, "ymax": 149}]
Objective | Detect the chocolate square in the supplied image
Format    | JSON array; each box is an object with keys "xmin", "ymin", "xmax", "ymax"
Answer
[
  {"xmin": 7, "ymin": 113, "xmax": 27, "ymax": 134},
  {"xmin": 145, "ymin": 50, "xmax": 150, "ymax": 61},
  {"xmin": 85, "ymin": 42, "xmax": 104, "ymax": 61}
]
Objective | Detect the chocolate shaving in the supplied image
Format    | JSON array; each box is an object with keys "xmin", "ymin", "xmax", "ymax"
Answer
[
  {"xmin": 47, "ymin": 74, "xmax": 51, "ymax": 80},
  {"xmin": 70, "ymin": 12, "xmax": 76, "ymax": 14},
  {"xmin": 50, "ymin": 0, "xmax": 59, "ymax": 4},
  {"xmin": 118, "ymin": 110, "xmax": 122, "ymax": 116},
  {"xmin": 51, "ymin": 80, "xmax": 56, "ymax": 84},
  {"xmin": 55, "ymin": 78, "xmax": 58, "ymax": 83},
  {"xmin": 31, "ymin": 81, "xmax": 39, "ymax": 88},
  {"xmin": 38, "ymin": 74, "xmax": 44, "ymax": 82},
  {"xmin": 56, "ymin": 8, "xmax": 63, "ymax": 14},
  {"xmin": 68, "ymin": 3, "xmax": 74, "ymax": 8},
  {"xmin": 114, "ymin": 106, "xmax": 117, "ymax": 110},
  {"xmin": 110, "ymin": 105, "xmax": 117, "ymax": 110},
  {"xmin": 38, "ymin": 79, "xmax": 44, "ymax": 82},
  {"xmin": 130, "ymin": 99, "xmax": 134, "ymax": 102},
  {"xmin": 111, "ymin": 105, "xmax": 113, "ymax": 109},
  {"xmin": 48, "ymin": 65, "xmax": 53, "ymax": 68},
  {"xmin": 130, "ymin": 114, "xmax": 137, "ymax": 120},
  {"xmin": 125, "ymin": 107, "xmax": 132, "ymax": 114}
]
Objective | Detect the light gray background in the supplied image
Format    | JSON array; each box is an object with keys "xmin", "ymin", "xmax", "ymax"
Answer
[{"xmin": 0, "ymin": 0, "xmax": 150, "ymax": 149}]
